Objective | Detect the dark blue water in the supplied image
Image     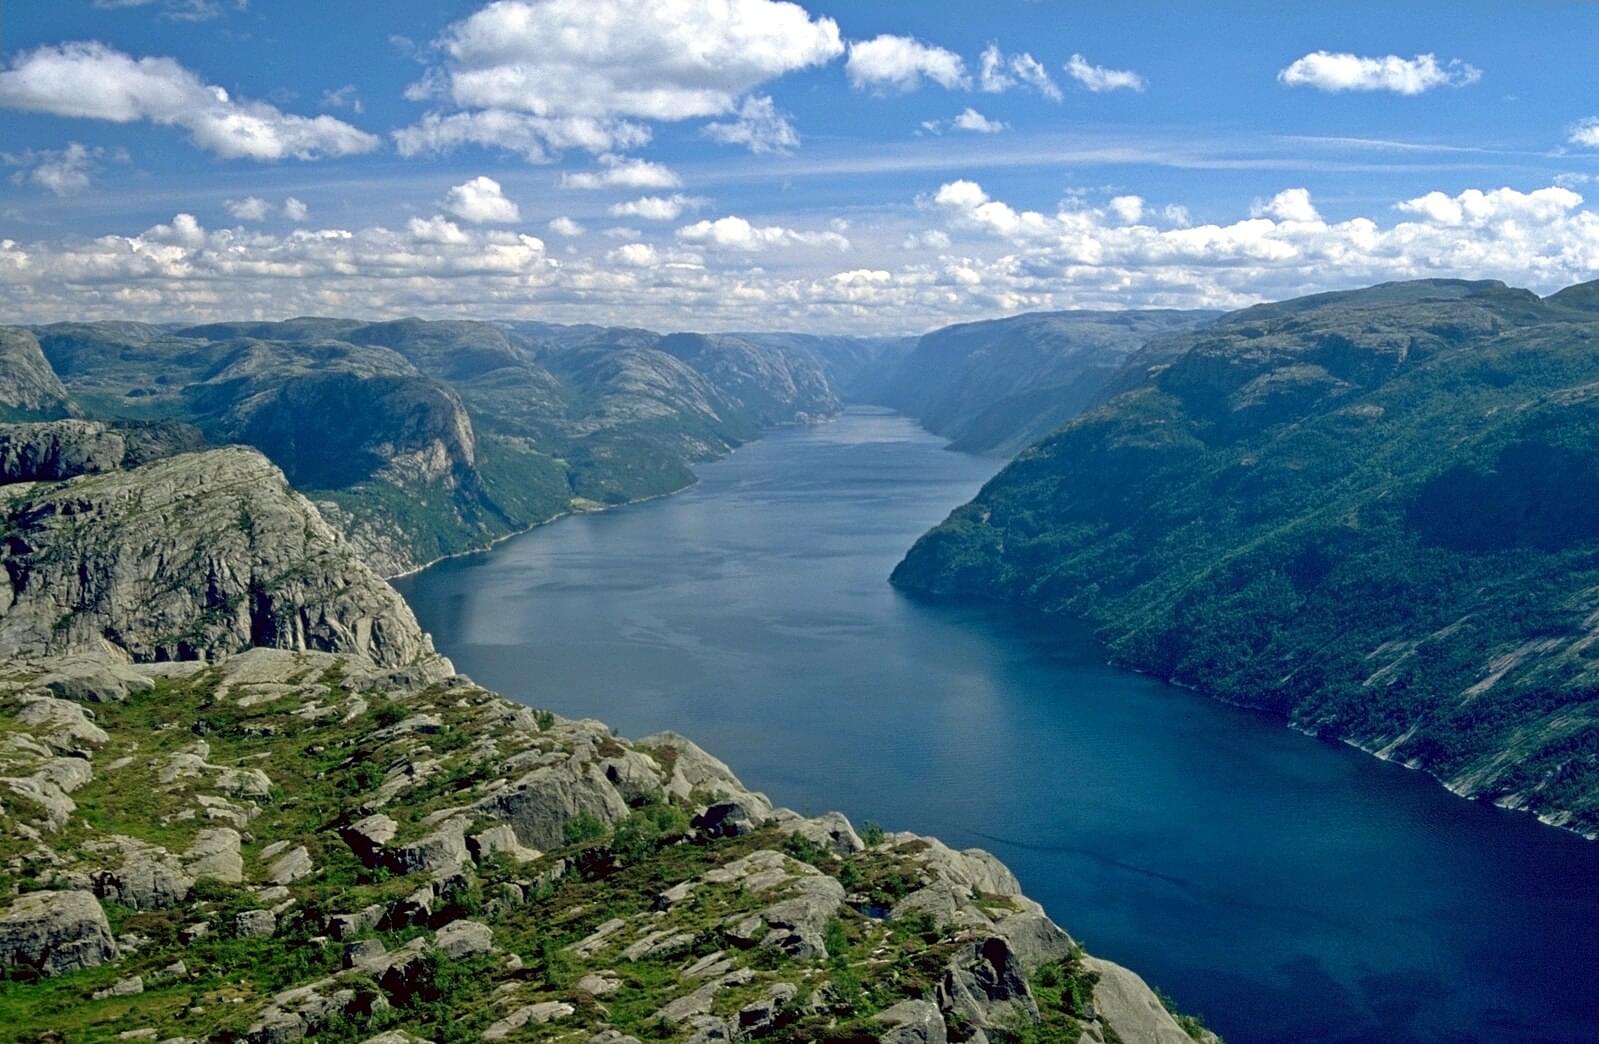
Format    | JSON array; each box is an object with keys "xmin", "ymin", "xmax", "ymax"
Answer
[{"xmin": 395, "ymin": 407, "xmax": 1599, "ymax": 1044}]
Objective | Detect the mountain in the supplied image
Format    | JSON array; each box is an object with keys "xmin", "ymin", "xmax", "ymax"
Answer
[
  {"xmin": 0, "ymin": 328, "xmax": 75, "ymax": 422},
  {"xmin": 0, "ymin": 418, "xmax": 1217, "ymax": 1044},
  {"xmin": 895, "ymin": 278, "xmax": 1599, "ymax": 838},
  {"xmin": 873, "ymin": 310, "xmax": 1216, "ymax": 455},
  {"xmin": 8, "ymin": 319, "xmax": 874, "ymax": 576},
  {"xmin": 0, "ymin": 424, "xmax": 436, "ymax": 667}
]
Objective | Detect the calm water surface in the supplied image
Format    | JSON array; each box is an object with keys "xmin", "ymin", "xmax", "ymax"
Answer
[{"xmin": 395, "ymin": 407, "xmax": 1599, "ymax": 1044}]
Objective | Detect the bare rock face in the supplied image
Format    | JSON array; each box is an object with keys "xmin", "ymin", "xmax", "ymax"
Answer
[
  {"xmin": 0, "ymin": 447, "xmax": 438, "ymax": 666},
  {"xmin": 0, "ymin": 328, "xmax": 75, "ymax": 422},
  {"xmin": 0, "ymin": 890, "xmax": 118, "ymax": 976},
  {"xmin": 0, "ymin": 421, "xmax": 125, "ymax": 483}
]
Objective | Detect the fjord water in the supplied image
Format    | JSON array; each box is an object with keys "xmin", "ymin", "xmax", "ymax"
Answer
[{"xmin": 395, "ymin": 407, "xmax": 1599, "ymax": 1044}]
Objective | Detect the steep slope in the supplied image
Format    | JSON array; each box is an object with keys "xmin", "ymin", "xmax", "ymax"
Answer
[
  {"xmin": 31, "ymin": 318, "xmax": 869, "ymax": 576},
  {"xmin": 0, "ymin": 328, "xmax": 75, "ymax": 422},
  {"xmin": 0, "ymin": 420, "xmax": 1218, "ymax": 1044},
  {"xmin": 876, "ymin": 310, "xmax": 1216, "ymax": 455},
  {"xmin": 0, "ymin": 438, "xmax": 436, "ymax": 666},
  {"xmin": 895, "ymin": 278, "xmax": 1599, "ymax": 836}
]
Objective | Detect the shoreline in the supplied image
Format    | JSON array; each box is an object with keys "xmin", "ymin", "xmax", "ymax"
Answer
[{"xmin": 383, "ymin": 410, "xmax": 850, "ymax": 581}]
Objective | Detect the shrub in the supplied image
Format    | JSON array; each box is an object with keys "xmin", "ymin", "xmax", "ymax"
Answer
[{"xmin": 562, "ymin": 812, "xmax": 609, "ymax": 846}]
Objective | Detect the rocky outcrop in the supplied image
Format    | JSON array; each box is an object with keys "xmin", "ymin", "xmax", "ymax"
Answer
[
  {"xmin": 0, "ymin": 327, "xmax": 74, "ymax": 422},
  {"xmin": 0, "ymin": 446, "xmax": 439, "ymax": 666},
  {"xmin": 0, "ymin": 421, "xmax": 125, "ymax": 483},
  {"xmin": 0, "ymin": 890, "xmax": 117, "ymax": 976}
]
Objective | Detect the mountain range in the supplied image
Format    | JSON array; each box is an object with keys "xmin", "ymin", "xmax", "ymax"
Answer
[{"xmin": 895, "ymin": 277, "xmax": 1599, "ymax": 839}]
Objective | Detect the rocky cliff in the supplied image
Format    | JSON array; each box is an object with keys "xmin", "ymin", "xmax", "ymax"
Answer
[
  {"xmin": 0, "ymin": 419, "xmax": 1217, "ymax": 1043},
  {"xmin": 895, "ymin": 278, "xmax": 1599, "ymax": 838},
  {"xmin": 0, "ymin": 438, "xmax": 436, "ymax": 667},
  {"xmin": 0, "ymin": 328, "xmax": 75, "ymax": 422},
  {"xmin": 872, "ymin": 311, "xmax": 1215, "ymax": 456}
]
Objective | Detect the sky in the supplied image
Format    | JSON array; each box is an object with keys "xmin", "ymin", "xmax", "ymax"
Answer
[{"xmin": 2, "ymin": 0, "xmax": 1599, "ymax": 333}]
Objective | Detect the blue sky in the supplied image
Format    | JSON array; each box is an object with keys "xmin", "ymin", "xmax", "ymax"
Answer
[{"xmin": 2, "ymin": 0, "xmax": 1598, "ymax": 331}]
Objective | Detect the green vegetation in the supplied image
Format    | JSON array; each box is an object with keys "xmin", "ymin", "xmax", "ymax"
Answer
[{"xmin": 895, "ymin": 278, "xmax": 1599, "ymax": 836}]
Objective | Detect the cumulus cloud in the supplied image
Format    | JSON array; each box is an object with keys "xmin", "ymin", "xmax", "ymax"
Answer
[
  {"xmin": 609, "ymin": 195, "xmax": 703, "ymax": 221},
  {"xmin": 2, "ymin": 142, "xmax": 118, "ymax": 196},
  {"xmin": 846, "ymin": 35, "xmax": 968, "ymax": 92},
  {"xmin": 1568, "ymin": 118, "xmax": 1599, "ymax": 149},
  {"xmin": 225, "ymin": 196, "xmax": 308, "ymax": 223},
  {"xmin": 1064, "ymin": 54, "xmax": 1147, "ymax": 93},
  {"xmin": 443, "ymin": 176, "xmax": 521, "ymax": 223},
  {"xmin": 1252, "ymin": 187, "xmax": 1320, "ymax": 223},
  {"xmin": 7, "ymin": 182, "xmax": 1599, "ymax": 334},
  {"xmin": 953, "ymin": 108, "xmax": 1007, "ymax": 134},
  {"xmin": 0, "ymin": 42, "xmax": 380, "ymax": 160},
  {"xmin": 979, "ymin": 45, "xmax": 1062, "ymax": 101},
  {"xmin": 548, "ymin": 216, "xmax": 585, "ymax": 237},
  {"xmin": 1278, "ymin": 51, "xmax": 1481, "ymax": 94},
  {"xmin": 608, "ymin": 242, "xmax": 659, "ymax": 267},
  {"xmin": 561, "ymin": 155, "xmax": 682, "ymax": 190},
  {"xmin": 703, "ymin": 96, "xmax": 799, "ymax": 154},
  {"xmin": 225, "ymin": 196, "xmax": 272, "ymax": 221},
  {"xmin": 402, "ymin": 0, "xmax": 841, "ymax": 163},
  {"xmin": 676, "ymin": 215, "xmax": 850, "ymax": 251}
]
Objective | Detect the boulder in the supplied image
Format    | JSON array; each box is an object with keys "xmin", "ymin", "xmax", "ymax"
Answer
[
  {"xmin": 772, "ymin": 810, "xmax": 864, "ymax": 855},
  {"xmin": 692, "ymin": 800, "xmax": 763, "ymax": 839},
  {"xmin": 483, "ymin": 1001, "xmax": 575, "ymax": 1038},
  {"xmin": 993, "ymin": 911, "xmax": 1075, "ymax": 974},
  {"xmin": 0, "ymin": 890, "xmax": 118, "ymax": 976},
  {"xmin": 234, "ymin": 910, "xmax": 277, "ymax": 939},
  {"xmin": 36, "ymin": 656, "xmax": 155, "ymax": 704},
  {"xmin": 267, "ymin": 845, "xmax": 314, "ymax": 885},
  {"xmin": 90, "ymin": 839, "xmax": 193, "ymax": 910},
  {"xmin": 474, "ymin": 762, "xmax": 628, "ymax": 850},
  {"xmin": 467, "ymin": 824, "xmax": 540, "ymax": 865},
  {"xmin": 339, "ymin": 813, "xmax": 399, "ymax": 867},
  {"xmin": 184, "ymin": 828, "xmax": 244, "ymax": 883},
  {"xmin": 384, "ymin": 818, "xmax": 469, "ymax": 875},
  {"xmin": 434, "ymin": 919, "xmax": 493, "ymax": 959},
  {"xmin": 93, "ymin": 974, "xmax": 145, "ymax": 999},
  {"xmin": 875, "ymin": 999, "xmax": 949, "ymax": 1044},
  {"xmin": 1085, "ymin": 956, "xmax": 1207, "ymax": 1044},
  {"xmin": 936, "ymin": 937, "xmax": 1038, "ymax": 1032}
]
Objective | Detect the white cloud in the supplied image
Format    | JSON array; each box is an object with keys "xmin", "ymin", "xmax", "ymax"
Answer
[
  {"xmin": 1568, "ymin": 118, "xmax": 1599, "ymax": 149},
  {"xmin": 444, "ymin": 176, "xmax": 521, "ymax": 223},
  {"xmin": 609, "ymin": 194, "xmax": 703, "ymax": 221},
  {"xmin": 703, "ymin": 96, "xmax": 799, "ymax": 154},
  {"xmin": 846, "ymin": 35, "xmax": 968, "ymax": 92},
  {"xmin": 608, "ymin": 242, "xmax": 659, "ymax": 267},
  {"xmin": 676, "ymin": 215, "xmax": 850, "ymax": 251},
  {"xmin": 2, "ymin": 142, "xmax": 114, "ymax": 196},
  {"xmin": 8, "ymin": 183, "xmax": 1599, "ymax": 335},
  {"xmin": 562, "ymin": 155, "xmax": 682, "ymax": 190},
  {"xmin": 1252, "ymin": 187, "xmax": 1320, "ymax": 223},
  {"xmin": 225, "ymin": 196, "xmax": 272, "ymax": 222},
  {"xmin": 953, "ymin": 108, "xmax": 1007, "ymax": 134},
  {"xmin": 548, "ymin": 216, "xmax": 585, "ymax": 237},
  {"xmin": 320, "ymin": 85, "xmax": 364, "ymax": 115},
  {"xmin": 1278, "ymin": 52, "xmax": 1481, "ymax": 94},
  {"xmin": 979, "ymin": 45, "xmax": 1062, "ymax": 101},
  {"xmin": 0, "ymin": 42, "xmax": 380, "ymax": 160},
  {"xmin": 226, "ymin": 196, "xmax": 309, "ymax": 223},
  {"xmin": 1064, "ymin": 54, "xmax": 1147, "ymax": 93},
  {"xmin": 417, "ymin": 0, "xmax": 841, "ymax": 124},
  {"xmin": 92, "ymin": 0, "xmax": 245, "ymax": 21},
  {"xmin": 1108, "ymin": 195, "xmax": 1144, "ymax": 224},
  {"xmin": 408, "ymin": 215, "xmax": 472, "ymax": 245},
  {"xmin": 393, "ymin": 110, "xmax": 650, "ymax": 163}
]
